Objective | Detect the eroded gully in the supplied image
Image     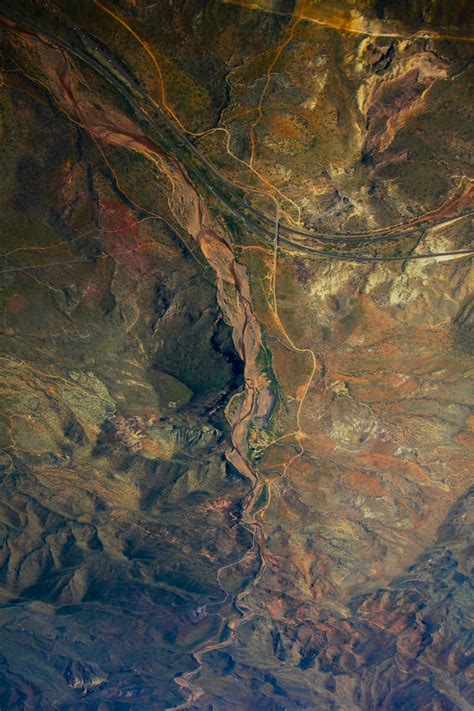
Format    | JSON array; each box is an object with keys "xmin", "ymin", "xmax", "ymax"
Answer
[{"xmin": 13, "ymin": 34, "xmax": 274, "ymax": 709}]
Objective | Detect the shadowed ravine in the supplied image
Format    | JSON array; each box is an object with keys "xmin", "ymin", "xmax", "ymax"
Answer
[
  {"xmin": 2, "ymin": 21, "xmax": 275, "ymax": 707},
  {"xmin": 1, "ymin": 2, "xmax": 473, "ymax": 710}
]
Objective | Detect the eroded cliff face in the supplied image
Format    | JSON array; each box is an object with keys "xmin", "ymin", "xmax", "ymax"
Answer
[{"xmin": 0, "ymin": 1, "xmax": 472, "ymax": 709}]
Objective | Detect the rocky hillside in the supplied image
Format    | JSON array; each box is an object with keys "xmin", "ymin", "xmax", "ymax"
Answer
[{"xmin": 0, "ymin": 1, "xmax": 472, "ymax": 709}]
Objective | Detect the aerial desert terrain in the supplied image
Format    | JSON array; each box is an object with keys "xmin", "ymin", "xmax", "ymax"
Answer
[{"xmin": 0, "ymin": 1, "xmax": 473, "ymax": 709}]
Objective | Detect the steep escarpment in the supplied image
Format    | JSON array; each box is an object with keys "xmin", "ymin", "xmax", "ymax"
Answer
[
  {"xmin": 0, "ymin": 9, "xmax": 276, "ymax": 709},
  {"xmin": 0, "ymin": 2, "xmax": 473, "ymax": 710},
  {"xmin": 0, "ymin": 56, "xmax": 260, "ymax": 710}
]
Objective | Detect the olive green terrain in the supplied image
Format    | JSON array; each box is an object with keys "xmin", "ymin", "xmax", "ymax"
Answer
[{"xmin": 0, "ymin": 1, "xmax": 473, "ymax": 709}]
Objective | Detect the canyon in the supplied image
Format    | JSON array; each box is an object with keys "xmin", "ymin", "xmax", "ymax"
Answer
[{"xmin": 0, "ymin": 1, "xmax": 473, "ymax": 709}]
